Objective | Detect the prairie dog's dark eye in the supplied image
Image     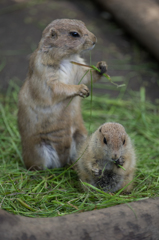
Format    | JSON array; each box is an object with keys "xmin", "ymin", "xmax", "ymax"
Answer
[
  {"xmin": 70, "ymin": 32, "xmax": 80, "ymax": 37},
  {"xmin": 103, "ymin": 137, "xmax": 107, "ymax": 145},
  {"xmin": 123, "ymin": 139, "xmax": 125, "ymax": 145},
  {"xmin": 50, "ymin": 29, "xmax": 56, "ymax": 38}
]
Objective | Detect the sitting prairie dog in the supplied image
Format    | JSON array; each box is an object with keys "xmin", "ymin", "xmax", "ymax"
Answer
[
  {"xmin": 18, "ymin": 19, "xmax": 107, "ymax": 170},
  {"xmin": 76, "ymin": 122, "xmax": 136, "ymax": 192}
]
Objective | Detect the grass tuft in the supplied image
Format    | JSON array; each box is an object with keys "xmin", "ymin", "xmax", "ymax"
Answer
[{"xmin": 0, "ymin": 80, "xmax": 159, "ymax": 218}]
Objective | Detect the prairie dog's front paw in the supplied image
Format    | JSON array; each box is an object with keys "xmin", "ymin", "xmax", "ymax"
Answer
[
  {"xmin": 78, "ymin": 84, "xmax": 89, "ymax": 98},
  {"xmin": 115, "ymin": 157, "xmax": 125, "ymax": 168},
  {"xmin": 92, "ymin": 168, "xmax": 102, "ymax": 177},
  {"xmin": 96, "ymin": 61, "xmax": 107, "ymax": 75}
]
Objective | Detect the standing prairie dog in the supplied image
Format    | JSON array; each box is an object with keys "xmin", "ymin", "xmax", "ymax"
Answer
[
  {"xmin": 18, "ymin": 19, "xmax": 107, "ymax": 170},
  {"xmin": 76, "ymin": 122, "xmax": 136, "ymax": 192}
]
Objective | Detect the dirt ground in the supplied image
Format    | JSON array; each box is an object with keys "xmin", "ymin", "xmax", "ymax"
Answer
[{"xmin": 0, "ymin": 0, "xmax": 159, "ymax": 101}]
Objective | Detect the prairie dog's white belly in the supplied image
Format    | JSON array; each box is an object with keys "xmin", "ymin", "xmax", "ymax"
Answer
[{"xmin": 59, "ymin": 55, "xmax": 86, "ymax": 84}]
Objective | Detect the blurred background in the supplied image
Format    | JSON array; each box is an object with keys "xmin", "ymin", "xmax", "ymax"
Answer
[{"xmin": 0, "ymin": 0, "xmax": 159, "ymax": 102}]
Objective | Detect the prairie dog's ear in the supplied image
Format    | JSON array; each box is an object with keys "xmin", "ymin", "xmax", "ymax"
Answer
[
  {"xmin": 50, "ymin": 28, "xmax": 57, "ymax": 38},
  {"xmin": 121, "ymin": 133, "xmax": 126, "ymax": 145},
  {"xmin": 41, "ymin": 28, "xmax": 57, "ymax": 52},
  {"xmin": 99, "ymin": 127, "xmax": 102, "ymax": 133}
]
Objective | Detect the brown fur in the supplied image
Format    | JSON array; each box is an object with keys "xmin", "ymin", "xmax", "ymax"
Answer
[
  {"xmin": 76, "ymin": 122, "xmax": 136, "ymax": 192},
  {"xmin": 18, "ymin": 19, "xmax": 107, "ymax": 170}
]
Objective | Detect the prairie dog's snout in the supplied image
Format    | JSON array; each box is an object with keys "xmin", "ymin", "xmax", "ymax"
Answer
[{"xmin": 112, "ymin": 155, "xmax": 120, "ymax": 161}]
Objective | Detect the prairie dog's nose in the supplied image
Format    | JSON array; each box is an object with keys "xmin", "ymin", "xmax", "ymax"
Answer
[
  {"xmin": 89, "ymin": 32, "xmax": 97, "ymax": 45},
  {"xmin": 111, "ymin": 154, "xmax": 119, "ymax": 161},
  {"xmin": 93, "ymin": 36, "xmax": 97, "ymax": 45}
]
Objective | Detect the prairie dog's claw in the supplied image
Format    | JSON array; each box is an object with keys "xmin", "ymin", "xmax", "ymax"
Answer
[
  {"xmin": 92, "ymin": 168, "xmax": 102, "ymax": 176},
  {"xmin": 78, "ymin": 84, "xmax": 89, "ymax": 98}
]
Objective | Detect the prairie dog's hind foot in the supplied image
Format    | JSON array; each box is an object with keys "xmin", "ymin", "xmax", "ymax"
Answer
[{"xmin": 24, "ymin": 142, "xmax": 62, "ymax": 170}]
